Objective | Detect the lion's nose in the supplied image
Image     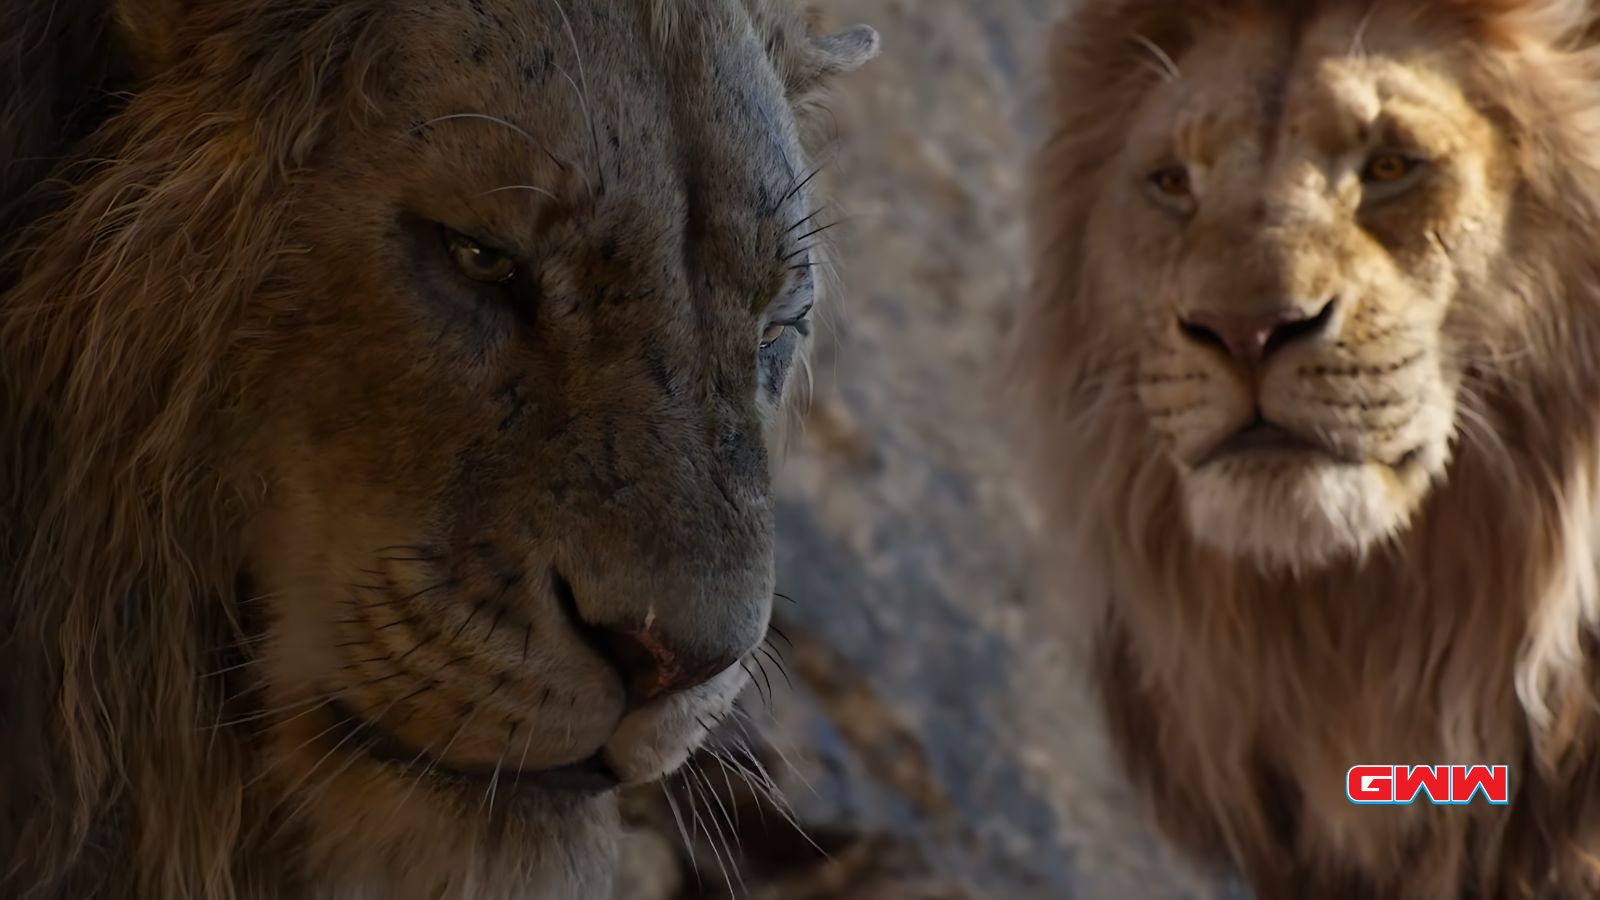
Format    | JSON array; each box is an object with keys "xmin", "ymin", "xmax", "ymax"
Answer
[
  {"xmin": 555, "ymin": 572, "xmax": 747, "ymax": 704},
  {"xmin": 594, "ymin": 627, "xmax": 742, "ymax": 703},
  {"xmin": 1178, "ymin": 298, "xmax": 1337, "ymax": 367}
]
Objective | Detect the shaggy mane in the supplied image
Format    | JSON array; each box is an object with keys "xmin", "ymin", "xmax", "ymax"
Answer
[
  {"xmin": 1015, "ymin": 0, "xmax": 1600, "ymax": 896},
  {"xmin": 0, "ymin": 2, "xmax": 397, "ymax": 895}
]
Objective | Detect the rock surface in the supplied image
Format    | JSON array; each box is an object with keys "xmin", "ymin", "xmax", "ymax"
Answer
[{"xmin": 617, "ymin": 2, "xmax": 1246, "ymax": 898}]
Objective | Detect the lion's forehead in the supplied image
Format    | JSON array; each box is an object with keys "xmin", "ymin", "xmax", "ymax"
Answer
[
  {"xmin": 379, "ymin": 0, "xmax": 807, "ymax": 300},
  {"xmin": 1156, "ymin": 27, "xmax": 1483, "ymax": 188},
  {"xmin": 388, "ymin": 0, "xmax": 803, "ymax": 202}
]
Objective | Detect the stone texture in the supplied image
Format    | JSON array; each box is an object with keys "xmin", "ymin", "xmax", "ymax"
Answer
[{"xmin": 616, "ymin": 1, "xmax": 1248, "ymax": 898}]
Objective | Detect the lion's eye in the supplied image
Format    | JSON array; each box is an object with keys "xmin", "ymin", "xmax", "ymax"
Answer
[
  {"xmin": 760, "ymin": 305, "xmax": 812, "ymax": 350},
  {"xmin": 1362, "ymin": 152, "xmax": 1420, "ymax": 184},
  {"xmin": 1149, "ymin": 166, "xmax": 1192, "ymax": 198},
  {"xmin": 445, "ymin": 230, "xmax": 517, "ymax": 284},
  {"xmin": 760, "ymin": 323, "xmax": 788, "ymax": 350}
]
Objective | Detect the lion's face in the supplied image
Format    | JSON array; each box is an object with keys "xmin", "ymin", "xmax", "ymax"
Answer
[
  {"xmin": 217, "ymin": 0, "xmax": 860, "ymax": 868},
  {"xmin": 1085, "ymin": 9, "xmax": 1517, "ymax": 571}
]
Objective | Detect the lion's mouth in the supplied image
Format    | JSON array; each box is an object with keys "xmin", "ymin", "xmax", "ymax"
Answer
[
  {"xmin": 322, "ymin": 696, "xmax": 622, "ymax": 795},
  {"xmin": 1197, "ymin": 419, "xmax": 1347, "ymax": 468},
  {"xmin": 1196, "ymin": 419, "xmax": 1427, "ymax": 472}
]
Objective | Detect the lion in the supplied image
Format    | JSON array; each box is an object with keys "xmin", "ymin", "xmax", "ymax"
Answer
[
  {"xmin": 0, "ymin": 0, "xmax": 877, "ymax": 897},
  {"xmin": 1014, "ymin": 1, "xmax": 1600, "ymax": 898}
]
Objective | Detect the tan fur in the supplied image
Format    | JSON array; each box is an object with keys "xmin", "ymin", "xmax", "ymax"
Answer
[
  {"xmin": 1017, "ymin": 1, "xmax": 1600, "ymax": 897},
  {"xmin": 0, "ymin": 1, "xmax": 876, "ymax": 898}
]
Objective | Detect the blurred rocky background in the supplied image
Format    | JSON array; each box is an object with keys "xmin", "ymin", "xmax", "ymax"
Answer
[{"xmin": 615, "ymin": 2, "xmax": 1242, "ymax": 898}]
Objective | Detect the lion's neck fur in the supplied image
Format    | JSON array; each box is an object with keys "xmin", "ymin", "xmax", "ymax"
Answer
[
  {"xmin": 1040, "ymin": 355, "xmax": 1600, "ymax": 897},
  {"xmin": 1038, "ymin": 257, "xmax": 1600, "ymax": 899}
]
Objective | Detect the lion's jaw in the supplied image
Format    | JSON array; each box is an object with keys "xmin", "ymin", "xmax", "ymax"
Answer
[{"xmin": 1094, "ymin": 14, "xmax": 1515, "ymax": 573}]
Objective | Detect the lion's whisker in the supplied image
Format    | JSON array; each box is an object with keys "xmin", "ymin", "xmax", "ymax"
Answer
[
  {"xmin": 755, "ymin": 645, "xmax": 793, "ymax": 691},
  {"xmin": 268, "ymin": 734, "xmax": 379, "ymax": 845},
  {"xmin": 410, "ymin": 113, "xmax": 537, "ymax": 146},
  {"xmin": 707, "ymin": 746, "xmax": 765, "ymax": 829},
  {"xmin": 210, "ymin": 632, "xmax": 273, "ymax": 653},
  {"xmin": 777, "ymin": 163, "xmax": 825, "ymax": 209},
  {"xmin": 783, "ymin": 207, "xmax": 826, "ymax": 235},
  {"xmin": 789, "ymin": 220, "xmax": 842, "ymax": 246},
  {"xmin": 1130, "ymin": 33, "xmax": 1182, "ymax": 83},
  {"xmin": 208, "ymin": 693, "xmax": 332, "ymax": 731},
  {"xmin": 688, "ymin": 755, "xmax": 742, "ymax": 864},
  {"xmin": 711, "ymin": 748, "xmax": 787, "ymax": 836},
  {"xmin": 738, "ymin": 659, "xmax": 770, "ymax": 710},
  {"xmin": 686, "ymin": 763, "xmax": 745, "ymax": 898},
  {"xmin": 481, "ymin": 720, "xmax": 516, "ymax": 818},
  {"xmin": 659, "ymin": 782, "xmax": 700, "ymax": 890},
  {"xmin": 749, "ymin": 655, "xmax": 776, "ymax": 707},
  {"xmin": 733, "ymin": 704, "xmax": 819, "ymax": 801},
  {"xmin": 781, "ymin": 243, "xmax": 819, "ymax": 264},
  {"xmin": 481, "ymin": 184, "xmax": 560, "ymax": 202},
  {"xmin": 203, "ymin": 656, "xmax": 265, "ymax": 679},
  {"xmin": 706, "ymin": 747, "xmax": 825, "ymax": 858},
  {"xmin": 704, "ymin": 739, "xmax": 743, "ymax": 833},
  {"xmin": 511, "ymin": 710, "xmax": 538, "ymax": 791},
  {"xmin": 259, "ymin": 689, "xmax": 409, "ymax": 840},
  {"xmin": 678, "ymin": 768, "xmax": 736, "ymax": 898},
  {"xmin": 391, "ymin": 725, "xmax": 455, "ymax": 820},
  {"xmin": 372, "ymin": 543, "xmax": 439, "ymax": 554},
  {"xmin": 547, "ymin": 0, "xmax": 604, "ymax": 194},
  {"xmin": 240, "ymin": 707, "xmax": 350, "ymax": 792}
]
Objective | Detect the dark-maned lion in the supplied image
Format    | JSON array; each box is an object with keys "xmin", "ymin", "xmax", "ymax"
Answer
[{"xmin": 0, "ymin": 1, "xmax": 876, "ymax": 897}]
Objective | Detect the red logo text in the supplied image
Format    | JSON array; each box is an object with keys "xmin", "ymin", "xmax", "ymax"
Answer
[{"xmin": 1346, "ymin": 765, "xmax": 1510, "ymax": 805}]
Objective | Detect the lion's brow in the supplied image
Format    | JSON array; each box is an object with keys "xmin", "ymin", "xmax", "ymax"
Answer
[{"xmin": 405, "ymin": 112, "xmax": 592, "ymax": 198}]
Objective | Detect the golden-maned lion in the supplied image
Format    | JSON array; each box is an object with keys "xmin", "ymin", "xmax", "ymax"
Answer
[
  {"xmin": 0, "ymin": 0, "xmax": 876, "ymax": 897},
  {"xmin": 1016, "ymin": 1, "xmax": 1600, "ymax": 897}
]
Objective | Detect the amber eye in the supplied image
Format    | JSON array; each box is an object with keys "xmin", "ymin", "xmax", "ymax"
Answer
[
  {"xmin": 1150, "ymin": 166, "xmax": 1192, "ymax": 197},
  {"xmin": 445, "ymin": 230, "xmax": 516, "ymax": 284},
  {"xmin": 759, "ymin": 323, "xmax": 788, "ymax": 349},
  {"xmin": 1363, "ymin": 152, "xmax": 1418, "ymax": 184}
]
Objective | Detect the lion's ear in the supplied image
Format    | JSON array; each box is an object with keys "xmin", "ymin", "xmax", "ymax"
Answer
[
  {"xmin": 782, "ymin": 21, "xmax": 879, "ymax": 108},
  {"xmin": 807, "ymin": 24, "xmax": 881, "ymax": 79},
  {"xmin": 112, "ymin": 0, "xmax": 192, "ymax": 76}
]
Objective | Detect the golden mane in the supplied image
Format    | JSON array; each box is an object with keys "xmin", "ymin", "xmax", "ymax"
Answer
[{"xmin": 1014, "ymin": 0, "xmax": 1600, "ymax": 896}]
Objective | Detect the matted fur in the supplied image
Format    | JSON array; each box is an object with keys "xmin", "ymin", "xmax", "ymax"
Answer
[
  {"xmin": 1017, "ymin": 1, "xmax": 1600, "ymax": 897},
  {"xmin": 0, "ymin": 1, "xmax": 876, "ymax": 898}
]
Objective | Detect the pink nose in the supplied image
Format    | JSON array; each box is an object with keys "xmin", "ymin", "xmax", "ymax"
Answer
[
  {"xmin": 1178, "ymin": 299, "xmax": 1336, "ymax": 367},
  {"xmin": 593, "ymin": 626, "xmax": 737, "ymax": 703},
  {"xmin": 555, "ymin": 573, "xmax": 747, "ymax": 706}
]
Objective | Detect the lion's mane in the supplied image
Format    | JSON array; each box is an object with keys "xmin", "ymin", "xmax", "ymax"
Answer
[
  {"xmin": 0, "ymin": 2, "xmax": 390, "ymax": 894},
  {"xmin": 1015, "ymin": 1, "xmax": 1600, "ymax": 897}
]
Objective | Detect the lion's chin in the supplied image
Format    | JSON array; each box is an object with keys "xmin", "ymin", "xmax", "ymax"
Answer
[
  {"xmin": 281, "ymin": 758, "xmax": 618, "ymax": 900},
  {"xmin": 256, "ymin": 662, "xmax": 748, "ymax": 899},
  {"xmin": 1180, "ymin": 451, "xmax": 1433, "ymax": 573}
]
